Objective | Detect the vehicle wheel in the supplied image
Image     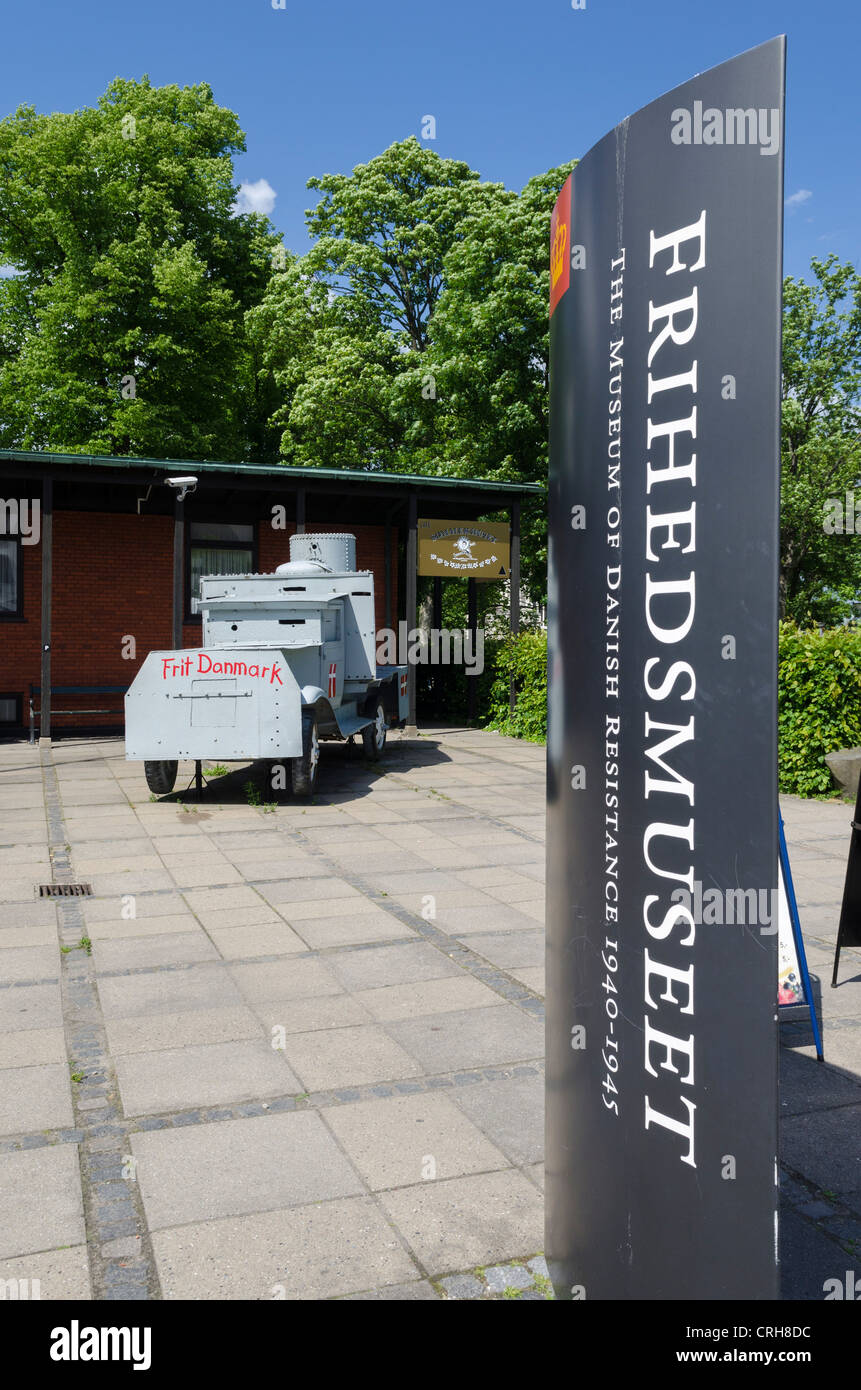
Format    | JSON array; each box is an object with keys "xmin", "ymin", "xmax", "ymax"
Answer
[
  {"xmin": 292, "ymin": 713, "xmax": 320, "ymax": 795},
  {"xmin": 144, "ymin": 760, "xmax": 178, "ymax": 795},
  {"xmin": 362, "ymin": 702, "xmax": 387, "ymax": 760}
]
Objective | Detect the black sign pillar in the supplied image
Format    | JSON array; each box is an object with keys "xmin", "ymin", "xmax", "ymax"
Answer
[
  {"xmin": 547, "ymin": 38, "xmax": 786, "ymax": 1299},
  {"xmin": 832, "ymin": 779, "xmax": 861, "ymax": 986}
]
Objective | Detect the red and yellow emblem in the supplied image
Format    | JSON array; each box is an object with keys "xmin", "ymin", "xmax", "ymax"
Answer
[{"xmin": 550, "ymin": 174, "xmax": 572, "ymax": 317}]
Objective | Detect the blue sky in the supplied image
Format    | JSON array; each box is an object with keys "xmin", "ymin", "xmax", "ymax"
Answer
[{"xmin": 1, "ymin": 0, "xmax": 858, "ymax": 282}]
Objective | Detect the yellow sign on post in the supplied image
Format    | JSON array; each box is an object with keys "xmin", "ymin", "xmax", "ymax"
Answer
[{"xmin": 417, "ymin": 519, "xmax": 510, "ymax": 579}]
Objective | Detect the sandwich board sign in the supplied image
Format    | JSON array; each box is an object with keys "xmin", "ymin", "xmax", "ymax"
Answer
[{"xmin": 546, "ymin": 38, "xmax": 785, "ymax": 1300}]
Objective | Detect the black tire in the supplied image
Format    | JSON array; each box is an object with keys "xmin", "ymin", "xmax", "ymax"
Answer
[
  {"xmin": 292, "ymin": 713, "xmax": 320, "ymax": 795},
  {"xmin": 362, "ymin": 702, "xmax": 387, "ymax": 760},
  {"xmin": 144, "ymin": 760, "xmax": 178, "ymax": 795}
]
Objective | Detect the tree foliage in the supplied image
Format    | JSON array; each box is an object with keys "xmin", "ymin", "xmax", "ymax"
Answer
[
  {"xmin": 780, "ymin": 255, "xmax": 861, "ymax": 622},
  {"xmin": 249, "ymin": 139, "xmax": 575, "ymax": 598},
  {"xmin": 0, "ymin": 76, "xmax": 278, "ymax": 459},
  {"xmin": 5, "ymin": 78, "xmax": 861, "ymax": 624}
]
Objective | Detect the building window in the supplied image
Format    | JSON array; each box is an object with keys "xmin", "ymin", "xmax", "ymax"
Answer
[
  {"xmin": 0, "ymin": 539, "xmax": 22, "ymax": 620},
  {"xmin": 188, "ymin": 522, "xmax": 255, "ymax": 616},
  {"xmin": 0, "ymin": 693, "xmax": 21, "ymax": 727}
]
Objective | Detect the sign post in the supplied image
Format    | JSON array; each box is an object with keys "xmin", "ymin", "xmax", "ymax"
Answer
[
  {"xmin": 417, "ymin": 519, "xmax": 510, "ymax": 579},
  {"xmin": 546, "ymin": 38, "xmax": 786, "ymax": 1299}
]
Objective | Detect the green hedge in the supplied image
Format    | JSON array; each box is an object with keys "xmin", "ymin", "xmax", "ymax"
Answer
[
  {"xmin": 474, "ymin": 623, "xmax": 861, "ymax": 799},
  {"xmin": 779, "ymin": 622, "xmax": 861, "ymax": 795},
  {"xmin": 484, "ymin": 632, "xmax": 547, "ymax": 742}
]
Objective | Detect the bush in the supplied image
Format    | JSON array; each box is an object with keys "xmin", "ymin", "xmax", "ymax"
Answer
[
  {"xmin": 779, "ymin": 621, "xmax": 861, "ymax": 795},
  {"xmin": 484, "ymin": 631, "xmax": 547, "ymax": 742},
  {"xmin": 450, "ymin": 621, "xmax": 861, "ymax": 791}
]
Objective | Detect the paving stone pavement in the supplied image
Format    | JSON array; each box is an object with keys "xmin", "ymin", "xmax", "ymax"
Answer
[{"xmin": 0, "ymin": 725, "xmax": 857, "ymax": 1300}]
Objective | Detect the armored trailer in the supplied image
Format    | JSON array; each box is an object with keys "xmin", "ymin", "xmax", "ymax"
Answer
[{"xmin": 125, "ymin": 533, "xmax": 408, "ymax": 795}]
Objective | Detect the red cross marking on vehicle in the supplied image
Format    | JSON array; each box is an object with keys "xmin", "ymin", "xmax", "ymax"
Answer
[{"xmin": 328, "ymin": 663, "xmax": 337, "ymax": 698}]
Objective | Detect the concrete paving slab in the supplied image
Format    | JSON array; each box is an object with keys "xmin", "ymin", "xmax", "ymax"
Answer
[
  {"xmin": 459, "ymin": 931, "xmax": 544, "ymax": 970},
  {"xmin": 2, "ymin": 729, "xmax": 856, "ymax": 1303},
  {"xmin": 353, "ymin": 975, "xmax": 502, "ymax": 1023},
  {"xmin": 0, "ymin": 1063, "xmax": 74, "ymax": 1135},
  {"xmin": 0, "ymin": 1244, "xmax": 92, "ymax": 1299},
  {"xmin": 280, "ymin": 895, "xmax": 386, "ymax": 922},
  {"xmin": 781, "ymin": 1104, "xmax": 861, "ymax": 1204},
  {"xmin": 430, "ymin": 904, "xmax": 540, "ymax": 936},
  {"xmin": 341, "ymin": 1279, "xmax": 439, "ymax": 1300},
  {"xmin": 323, "ymin": 1092, "xmax": 509, "ymax": 1190},
  {"xmin": 288, "ymin": 911, "xmax": 412, "ymax": 951},
  {"xmin": 97, "ymin": 963, "xmax": 243, "ymax": 1019},
  {"xmin": 0, "ymin": 844, "xmax": 51, "ymax": 866},
  {"xmin": 132, "ymin": 1111, "xmax": 365, "ymax": 1229},
  {"xmin": 105, "ymin": 1004, "xmax": 263, "ymax": 1056},
  {"xmin": 367, "ymin": 870, "xmax": 473, "ymax": 895},
  {"xmin": 0, "ymin": 902, "xmax": 57, "ymax": 929},
  {"xmin": 151, "ymin": 1195, "xmax": 418, "ymax": 1300},
  {"xmin": 234, "ymin": 857, "xmax": 327, "ymax": 881},
  {"xmin": 181, "ymin": 884, "xmax": 269, "ymax": 916},
  {"xmin": 164, "ymin": 861, "xmax": 243, "ymax": 889},
  {"xmin": 0, "ymin": 983, "xmax": 62, "ymax": 1033},
  {"xmin": 525, "ymin": 1163, "xmax": 544, "ymax": 1192},
  {"xmin": 207, "ymin": 923, "xmax": 308, "ymax": 959},
  {"xmin": 281, "ymin": 1024, "xmax": 422, "ymax": 1091},
  {"xmin": 91, "ymin": 931, "xmax": 220, "ymax": 974},
  {"xmin": 508, "ymin": 901, "xmax": 545, "ymax": 923},
  {"xmin": 390, "ymin": 885, "xmax": 497, "ymax": 912},
  {"xmin": 387, "ymin": 1005, "xmax": 543, "ymax": 1074},
  {"xmin": 508, "ymin": 966, "xmax": 544, "ymax": 993},
  {"xmin": 325, "ymin": 941, "xmax": 461, "ymax": 991},
  {"xmin": 206, "ymin": 831, "xmax": 293, "ymax": 852},
  {"xmin": 300, "ymin": 824, "xmax": 391, "ymax": 845},
  {"xmin": 89, "ymin": 870, "xmax": 175, "ymax": 895},
  {"xmin": 254, "ymin": 995, "xmax": 374, "ymax": 1036},
  {"xmin": 260, "ymin": 877, "xmax": 361, "ymax": 907},
  {"xmin": 0, "ymin": 1146, "xmax": 85, "ymax": 1258},
  {"xmin": 780, "ymin": 1204, "xmax": 854, "ymax": 1299},
  {"xmin": 0, "ymin": 922, "xmax": 59, "ymax": 949},
  {"xmin": 379, "ymin": 1169, "xmax": 543, "ymax": 1275},
  {"xmin": 229, "ymin": 957, "xmax": 342, "ymax": 1004},
  {"xmin": 116, "ymin": 1039, "xmax": 300, "ymax": 1115},
  {"xmin": 0, "ymin": 1027, "xmax": 67, "ymax": 1069},
  {"xmin": 81, "ymin": 892, "xmax": 190, "ymax": 923},
  {"xmin": 0, "ymin": 944, "xmax": 59, "ymax": 983},
  {"xmin": 0, "ymin": 880, "xmax": 56, "ymax": 903},
  {"xmin": 85, "ymin": 913, "xmax": 201, "ymax": 942},
  {"xmin": 450, "ymin": 1075, "xmax": 544, "ymax": 1166},
  {"xmin": 68, "ymin": 837, "xmax": 154, "ymax": 860},
  {"xmin": 800, "ymin": 1025, "xmax": 861, "ymax": 1077},
  {"xmin": 150, "ymin": 833, "xmax": 218, "ymax": 853}
]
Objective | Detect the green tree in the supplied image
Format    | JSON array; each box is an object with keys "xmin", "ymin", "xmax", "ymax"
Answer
[
  {"xmin": 421, "ymin": 160, "xmax": 575, "ymax": 598},
  {"xmin": 251, "ymin": 138, "xmax": 574, "ymax": 599},
  {"xmin": 250, "ymin": 137, "xmax": 507, "ymax": 472},
  {"xmin": 0, "ymin": 76, "xmax": 278, "ymax": 459},
  {"xmin": 780, "ymin": 255, "xmax": 861, "ymax": 622}
]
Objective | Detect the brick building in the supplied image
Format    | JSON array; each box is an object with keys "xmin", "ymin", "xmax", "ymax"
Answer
[{"xmin": 0, "ymin": 449, "xmax": 538, "ymax": 739}]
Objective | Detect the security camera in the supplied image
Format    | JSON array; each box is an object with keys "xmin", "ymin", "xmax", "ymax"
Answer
[{"xmin": 165, "ymin": 475, "xmax": 198, "ymax": 502}]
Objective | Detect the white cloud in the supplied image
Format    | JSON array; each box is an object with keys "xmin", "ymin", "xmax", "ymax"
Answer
[
  {"xmin": 233, "ymin": 178, "xmax": 277, "ymax": 217},
  {"xmin": 785, "ymin": 188, "xmax": 812, "ymax": 210}
]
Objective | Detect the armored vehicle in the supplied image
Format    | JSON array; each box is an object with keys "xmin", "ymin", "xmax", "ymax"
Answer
[{"xmin": 125, "ymin": 533, "xmax": 408, "ymax": 795}]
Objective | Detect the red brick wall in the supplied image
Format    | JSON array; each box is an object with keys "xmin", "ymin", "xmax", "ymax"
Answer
[{"xmin": 1, "ymin": 511, "xmax": 397, "ymax": 733}]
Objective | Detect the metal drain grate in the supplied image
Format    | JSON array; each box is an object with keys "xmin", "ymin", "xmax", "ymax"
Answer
[{"xmin": 38, "ymin": 883, "xmax": 93, "ymax": 898}]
